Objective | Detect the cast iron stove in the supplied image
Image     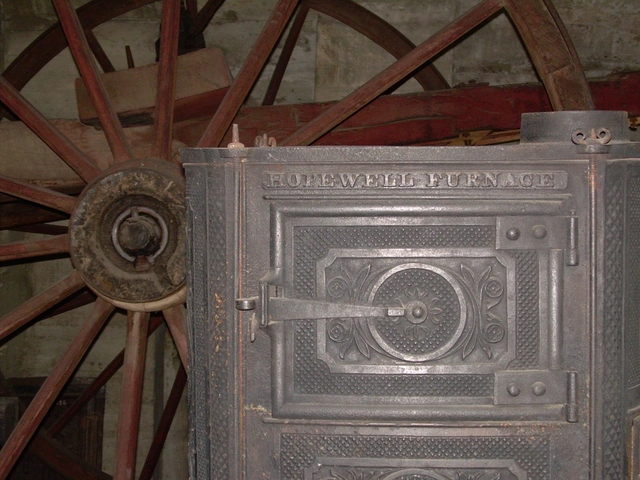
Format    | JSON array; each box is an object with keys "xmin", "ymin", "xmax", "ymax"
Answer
[{"xmin": 183, "ymin": 111, "xmax": 640, "ymax": 479}]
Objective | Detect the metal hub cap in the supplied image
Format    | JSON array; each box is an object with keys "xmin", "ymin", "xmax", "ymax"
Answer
[{"xmin": 69, "ymin": 160, "xmax": 186, "ymax": 311}]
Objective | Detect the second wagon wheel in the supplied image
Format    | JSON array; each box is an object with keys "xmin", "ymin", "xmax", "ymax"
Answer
[{"xmin": 0, "ymin": 0, "xmax": 593, "ymax": 479}]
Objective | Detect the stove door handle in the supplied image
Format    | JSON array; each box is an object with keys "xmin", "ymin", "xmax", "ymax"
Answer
[{"xmin": 235, "ymin": 296, "xmax": 404, "ymax": 323}]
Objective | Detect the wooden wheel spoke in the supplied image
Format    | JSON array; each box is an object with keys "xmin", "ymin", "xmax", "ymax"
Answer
[
  {"xmin": 197, "ymin": 0, "xmax": 301, "ymax": 147},
  {"xmin": 190, "ymin": 0, "xmax": 225, "ymax": 37},
  {"xmin": 281, "ymin": 0, "xmax": 503, "ymax": 146},
  {"xmin": 0, "ymin": 175, "xmax": 77, "ymax": 214},
  {"xmin": 262, "ymin": 3, "xmax": 310, "ymax": 106},
  {"xmin": 151, "ymin": 0, "xmax": 182, "ymax": 161},
  {"xmin": 0, "ymin": 233, "xmax": 69, "ymax": 262},
  {"xmin": 47, "ymin": 315, "xmax": 164, "ymax": 437},
  {"xmin": 0, "ymin": 76, "xmax": 101, "ymax": 181},
  {"xmin": 162, "ymin": 305, "xmax": 187, "ymax": 370},
  {"xmin": 0, "ymin": 269, "xmax": 85, "ymax": 342},
  {"xmin": 307, "ymin": 0, "xmax": 449, "ymax": 92},
  {"xmin": 52, "ymin": 0, "xmax": 134, "ymax": 164},
  {"xmin": 138, "ymin": 365, "xmax": 187, "ymax": 480},
  {"xmin": 85, "ymin": 28, "xmax": 116, "ymax": 73},
  {"xmin": 185, "ymin": 0, "xmax": 198, "ymax": 19},
  {"xmin": 502, "ymin": 0, "xmax": 593, "ymax": 110},
  {"xmin": 114, "ymin": 310, "xmax": 151, "ymax": 480},
  {"xmin": 0, "ymin": 298, "xmax": 114, "ymax": 480}
]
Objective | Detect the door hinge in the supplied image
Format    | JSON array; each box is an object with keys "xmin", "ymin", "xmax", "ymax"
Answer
[{"xmin": 494, "ymin": 370, "xmax": 578, "ymax": 422}]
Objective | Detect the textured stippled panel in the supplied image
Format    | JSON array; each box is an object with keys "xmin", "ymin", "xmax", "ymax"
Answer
[
  {"xmin": 293, "ymin": 226, "xmax": 495, "ymax": 299},
  {"xmin": 627, "ymin": 175, "xmax": 640, "ymax": 389},
  {"xmin": 507, "ymin": 251, "xmax": 540, "ymax": 369},
  {"xmin": 294, "ymin": 319, "xmax": 493, "ymax": 396},
  {"xmin": 186, "ymin": 168, "xmax": 209, "ymax": 479},
  {"xmin": 602, "ymin": 169, "xmax": 625, "ymax": 479},
  {"xmin": 280, "ymin": 434, "xmax": 550, "ymax": 480}
]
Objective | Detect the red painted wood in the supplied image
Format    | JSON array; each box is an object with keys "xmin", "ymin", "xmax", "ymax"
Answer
[
  {"xmin": 10, "ymin": 223, "xmax": 69, "ymax": 236},
  {"xmin": 0, "ymin": 234, "xmax": 69, "ymax": 262},
  {"xmin": 0, "ymin": 76, "xmax": 102, "ymax": 181},
  {"xmin": 306, "ymin": 0, "xmax": 449, "ymax": 91},
  {"xmin": 2, "ymin": 0, "xmax": 156, "ymax": 93},
  {"xmin": 185, "ymin": 0, "xmax": 198, "ymax": 19},
  {"xmin": 30, "ymin": 435, "xmax": 113, "ymax": 480},
  {"xmin": 114, "ymin": 311, "xmax": 150, "ymax": 480},
  {"xmin": 0, "ymin": 269, "xmax": 84, "ymax": 342},
  {"xmin": 0, "ymin": 370, "xmax": 111, "ymax": 480},
  {"xmin": 162, "ymin": 306, "xmax": 187, "ymax": 370},
  {"xmin": 137, "ymin": 365, "xmax": 187, "ymax": 480},
  {"xmin": 183, "ymin": 72, "xmax": 638, "ymax": 148},
  {"xmin": 197, "ymin": 0, "xmax": 300, "ymax": 147},
  {"xmin": 48, "ymin": 315, "xmax": 164, "ymax": 437},
  {"xmin": 52, "ymin": 0, "xmax": 134, "ymax": 163},
  {"xmin": 85, "ymin": 28, "xmax": 116, "ymax": 73},
  {"xmin": 151, "ymin": 0, "xmax": 182, "ymax": 161},
  {"xmin": 281, "ymin": 0, "xmax": 502, "ymax": 146},
  {"xmin": 263, "ymin": 3, "xmax": 310, "ymax": 106},
  {"xmin": 502, "ymin": 0, "xmax": 593, "ymax": 110},
  {"xmin": 0, "ymin": 175, "xmax": 77, "ymax": 214},
  {"xmin": 189, "ymin": 0, "xmax": 225, "ymax": 36},
  {"xmin": 0, "ymin": 298, "xmax": 114, "ymax": 480}
]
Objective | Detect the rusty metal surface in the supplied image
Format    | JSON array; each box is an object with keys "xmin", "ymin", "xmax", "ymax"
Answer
[
  {"xmin": 184, "ymin": 111, "xmax": 640, "ymax": 479},
  {"xmin": 69, "ymin": 159, "xmax": 185, "ymax": 311}
]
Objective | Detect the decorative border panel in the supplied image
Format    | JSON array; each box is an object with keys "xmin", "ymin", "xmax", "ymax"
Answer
[{"xmin": 281, "ymin": 434, "xmax": 550, "ymax": 480}]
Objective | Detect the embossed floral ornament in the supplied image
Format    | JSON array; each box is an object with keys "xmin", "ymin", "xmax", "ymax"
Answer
[
  {"xmin": 390, "ymin": 286, "xmax": 443, "ymax": 341},
  {"xmin": 327, "ymin": 277, "xmax": 350, "ymax": 299},
  {"xmin": 328, "ymin": 318, "xmax": 352, "ymax": 343},
  {"xmin": 484, "ymin": 278, "xmax": 504, "ymax": 297}
]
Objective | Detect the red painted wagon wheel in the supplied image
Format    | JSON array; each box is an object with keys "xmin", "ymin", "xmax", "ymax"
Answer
[{"xmin": 0, "ymin": 0, "xmax": 592, "ymax": 479}]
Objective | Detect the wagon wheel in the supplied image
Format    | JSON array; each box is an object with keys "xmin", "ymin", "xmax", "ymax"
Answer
[{"xmin": 0, "ymin": 0, "xmax": 592, "ymax": 479}]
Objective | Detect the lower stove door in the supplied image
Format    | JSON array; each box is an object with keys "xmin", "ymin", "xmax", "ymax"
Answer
[{"xmin": 186, "ymin": 162, "xmax": 592, "ymax": 480}]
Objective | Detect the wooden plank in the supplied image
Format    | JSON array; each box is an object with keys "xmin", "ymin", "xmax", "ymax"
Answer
[
  {"xmin": 0, "ymin": 299, "xmax": 114, "ymax": 480},
  {"xmin": 76, "ymin": 48, "xmax": 231, "ymax": 125}
]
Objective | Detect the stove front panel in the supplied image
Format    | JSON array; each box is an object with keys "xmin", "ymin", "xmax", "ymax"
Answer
[{"xmin": 184, "ymin": 140, "xmax": 640, "ymax": 479}]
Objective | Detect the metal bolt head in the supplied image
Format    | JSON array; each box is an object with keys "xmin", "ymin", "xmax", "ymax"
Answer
[
  {"xmin": 507, "ymin": 383, "xmax": 521, "ymax": 397},
  {"xmin": 532, "ymin": 382, "xmax": 547, "ymax": 396},
  {"xmin": 532, "ymin": 225, "xmax": 547, "ymax": 239},
  {"xmin": 506, "ymin": 227, "xmax": 521, "ymax": 241}
]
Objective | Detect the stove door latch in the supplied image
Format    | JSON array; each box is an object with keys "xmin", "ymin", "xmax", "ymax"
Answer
[{"xmin": 236, "ymin": 281, "xmax": 404, "ymax": 342}]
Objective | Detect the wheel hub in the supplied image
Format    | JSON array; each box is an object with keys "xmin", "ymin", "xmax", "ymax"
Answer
[{"xmin": 69, "ymin": 159, "xmax": 186, "ymax": 311}]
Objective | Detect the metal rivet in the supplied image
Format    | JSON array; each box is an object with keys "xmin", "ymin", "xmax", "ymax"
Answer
[
  {"xmin": 507, "ymin": 383, "xmax": 521, "ymax": 397},
  {"xmin": 532, "ymin": 225, "xmax": 547, "ymax": 239},
  {"xmin": 506, "ymin": 227, "xmax": 520, "ymax": 241},
  {"xmin": 532, "ymin": 382, "xmax": 547, "ymax": 396}
]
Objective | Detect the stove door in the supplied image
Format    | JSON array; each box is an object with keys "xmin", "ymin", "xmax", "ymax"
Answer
[{"xmin": 187, "ymin": 158, "xmax": 591, "ymax": 480}]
